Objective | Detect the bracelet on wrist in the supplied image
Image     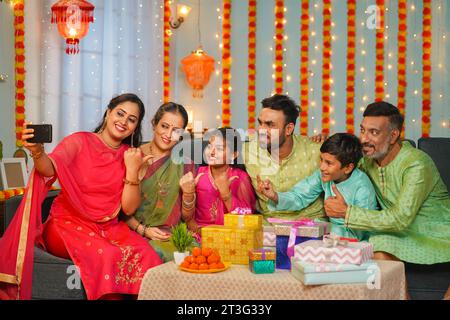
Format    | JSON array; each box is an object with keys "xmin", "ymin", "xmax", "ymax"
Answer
[{"xmin": 123, "ymin": 178, "xmax": 140, "ymax": 185}]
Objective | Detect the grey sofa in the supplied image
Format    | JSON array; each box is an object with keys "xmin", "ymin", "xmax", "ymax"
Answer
[{"xmin": 2, "ymin": 190, "xmax": 86, "ymax": 300}]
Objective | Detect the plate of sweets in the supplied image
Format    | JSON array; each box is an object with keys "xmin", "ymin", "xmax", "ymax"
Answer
[{"xmin": 179, "ymin": 247, "xmax": 230, "ymax": 273}]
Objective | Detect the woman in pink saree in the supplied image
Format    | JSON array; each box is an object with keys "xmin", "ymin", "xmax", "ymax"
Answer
[
  {"xmin": 180, "ymin": 127, "xmax": 256, "ymax": 239},
  {"xmin": 0, "ymin": 93, "xmax": 162, "ymax": 300}
]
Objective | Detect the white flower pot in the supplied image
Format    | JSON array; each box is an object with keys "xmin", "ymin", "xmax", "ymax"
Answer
[{"xmin": 173, "ymin": 251, "xmax": 190, "ymax": 265}]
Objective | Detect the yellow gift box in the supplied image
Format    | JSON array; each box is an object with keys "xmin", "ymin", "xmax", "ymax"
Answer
[
  {"xmin": 201, "ymin": 225, "xmax": 263, "ymax": 265},
  {"xmin": 223, "ymin": 214, "xmax": 263, "ymax": 230}
]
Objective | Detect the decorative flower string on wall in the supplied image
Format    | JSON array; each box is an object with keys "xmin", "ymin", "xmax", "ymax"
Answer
[
  {"xmin": 321, "ymin": 0, "xmax": 332, "ymax": 135},
  {"xmin": 247, "ymin": 0, "xmax": 257, "ymax": 130},
  {"xmin": 374, "ymin": 0, "xmax": 385, "ymax": 102},
  {"xmin": 163, "ymin": 0, "xmax": 171, "ymax": 103},
  {"xmin": 421, "ymin": 0, "xmax": 432, "ymax": 138},
  {"xmin": 273, "ymin": 0, "xmax": 284, "ymax": 95},
  {"xmin": 397, "ymin": 0, "xmax": 408, "ymax": 138},
  {"xmin": 221, "ymin": 0, "xmax": 231, "ymax": 127},
  {"xmin": 299, "ymin": 0, "xmax": 310, "ymax": 135},
  {"xmin": 13, "ymin": 0, "xmax": 25, "ymax": 148},
  {"xmin": 345, "ymin": 0, "xmax": 356, "ymax": 134}
]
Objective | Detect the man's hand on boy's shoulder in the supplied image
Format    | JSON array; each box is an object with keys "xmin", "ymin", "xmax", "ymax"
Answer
[{"xmin": 310, "ymin": 133, "xmax": 328, "ymax": 144}]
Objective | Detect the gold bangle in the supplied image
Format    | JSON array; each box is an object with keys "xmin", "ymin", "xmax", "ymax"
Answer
[
  {"xmin": 31, "ymin": 145, "xmax": 45, "ymax": 160},
  {"xmin": 123, "ymin": 178, "xmax": 140, "ymax": 185}
]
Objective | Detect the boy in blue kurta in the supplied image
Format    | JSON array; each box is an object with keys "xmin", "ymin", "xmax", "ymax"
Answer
[{"xmin": 257, "ymin": 133, "xmax": 378, "ymax": 240}]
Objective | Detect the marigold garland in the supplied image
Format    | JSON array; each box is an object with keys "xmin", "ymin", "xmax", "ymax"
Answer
[
  {"xmin": 397, "ymin": 0, "xmax": 407, "ymax": 137},
  {"xmin": 163, "ymin": 0, "xmax": 171, "ymax": 103},
  {"xmin": 345, "ymin": 0, "xmax": 356, "ymax": 134},
  {"xmin": 247, "ymin": 0, "xmax": 257, "ymax": 130},
  {"xmin": 375, "ymin": 0, "xmax": 385, "ymax": 101},
  {"xmin": 421, "ymin": 0, "xmax": 432, "ymax": 138},
  {"xmin": 221, "ymin": 0, "xmax": 232, "ymax": 127},
  {"xmin": 274, "ymin": 0, "xmax": 284, "ymax": 94},
  {"xmin": 299, "ymin": 0, "xmax": 309, "ymax": 135},
  {"xmin": 321, "ymin": 0, "xmax": 332, "ymax": 135},
  {"xmin": 14, "ymin": 0, "xmax": 25, "ymax": 148},
  {"xmin": 0, "ymin": 187, "xmax": 59, "ymax": 201}
]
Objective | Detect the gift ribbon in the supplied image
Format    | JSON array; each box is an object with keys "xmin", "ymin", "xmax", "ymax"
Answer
[
  {"xmin": 267, "ymin": 218, "xmax": 316, "ymax": 258},
  {"xmin": 230, "ymin": 207, "xmax": 252, "ymax": 228},
  {"xmin": 323, "ymin": 234, "xmax": 349, "ymax": 248}
]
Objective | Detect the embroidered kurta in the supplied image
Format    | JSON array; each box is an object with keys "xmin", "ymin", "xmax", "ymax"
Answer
[
  {"xmin": 244, "ymin": 134, "xmax": 325, "ymax": 224},
  {"xmin": 268, "ymin": 168, "xmax": 378, "ymax": 240},
  {"xmin": 346, "ymin": 142, "xmax": 450, "ymax": 264}
]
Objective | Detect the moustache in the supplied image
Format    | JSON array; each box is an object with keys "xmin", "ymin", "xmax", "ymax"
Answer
[{"xmin": 362, "ymin": 143, "xmax": 375, "ymax": 148}]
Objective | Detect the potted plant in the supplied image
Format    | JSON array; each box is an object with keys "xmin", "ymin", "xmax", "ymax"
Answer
[{"xmin": 170, "ymin": 223, "xmax": 194, "ymax": 265}]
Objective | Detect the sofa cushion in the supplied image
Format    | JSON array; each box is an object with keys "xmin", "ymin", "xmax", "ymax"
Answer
[
  {"xmin": 418, "ymin": 137, "xmax": 450, "ymax": 191},
  {"xmin": 32, "ymin": 247, "xmax": 86, "ymax": 300}
]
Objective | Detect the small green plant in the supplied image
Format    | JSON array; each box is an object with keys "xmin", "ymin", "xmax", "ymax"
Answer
[{"xmin": 170, "ymin": 223, "xmax": 194, "ymax": 253}]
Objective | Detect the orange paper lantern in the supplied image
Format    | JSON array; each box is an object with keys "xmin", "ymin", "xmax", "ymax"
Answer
[
  {"xmin": 181, "ymin": 47, "xmax": 215, "ymax": 98},
  {"xmin": 51, "ymin": 0, "xmax": 95, "ymax": 54}
]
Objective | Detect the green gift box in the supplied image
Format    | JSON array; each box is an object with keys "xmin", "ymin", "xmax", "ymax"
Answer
[{"xmin": 248, "ymin": 249, "xmax": 276, "ymax": 274}]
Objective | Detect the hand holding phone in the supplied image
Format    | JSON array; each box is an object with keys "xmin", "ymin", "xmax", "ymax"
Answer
[{"xmin": 25, "ymin": 124, "xmax": 53, "ymax": 144}]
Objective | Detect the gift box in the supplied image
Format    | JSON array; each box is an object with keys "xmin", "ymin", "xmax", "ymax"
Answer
[
  {"xmin": 224, "ymin": 213, "xmax": 262, "ymax": 230},
  {"xmin": 294, "ymin": 238, "xmax": 374, "ymax": 265},
  {"xmin": 263, "ymin": 226, "xmax": 276, "ymax": 247},
  {"xmin": 201, "ymin": 225, "xmax": 263, "ymax": 265},
  {"xmin": 291, "ymin": 258, "xmax": 379, "ymax": 285},
  {"xmin": 274, "ymin": 223, "xmax": 325, "ymax": 238},
  {"xmin": 248, "ymin": 249, "xmax": 276, "ymax": 274},
  {"xmin": 276, "ymin": 234, "xmax": 320, "ymax": 269}
]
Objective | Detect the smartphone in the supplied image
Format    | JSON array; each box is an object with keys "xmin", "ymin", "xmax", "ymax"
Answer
[{"xmin": 27, "ymin": 124, "xmax": 53, "ymax": 144}]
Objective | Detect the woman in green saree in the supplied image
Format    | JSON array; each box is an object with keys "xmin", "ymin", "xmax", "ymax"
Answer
[{"xmin": 125, "ymin": 102, "xmax": 195, "ymax": 262}]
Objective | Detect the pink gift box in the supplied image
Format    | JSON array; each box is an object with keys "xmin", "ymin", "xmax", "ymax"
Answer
[{"xmin": 294, "ymin": 240, "xmax": 374, "ymax": 265}]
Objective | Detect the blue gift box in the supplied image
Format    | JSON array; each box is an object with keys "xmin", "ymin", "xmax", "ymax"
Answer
[
  {"xmin": 291, "ymin": 259, "xmax": 379, "ymax": 285},
  {"xmin": 275, "ymin": 235, "xmax": 321, "ymax": 269}
]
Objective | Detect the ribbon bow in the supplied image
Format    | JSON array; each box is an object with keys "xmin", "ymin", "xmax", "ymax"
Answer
[
  {"xmin": 322, "ymin": 234, "xmax": 349, "ymax": 248},
  {"xmin": 230, "ymin": 207, "xmax": 252, "ymax": 215},
  {"xmin": 267, "ymin": 218, "xmax": 316, "ymax": 257}
]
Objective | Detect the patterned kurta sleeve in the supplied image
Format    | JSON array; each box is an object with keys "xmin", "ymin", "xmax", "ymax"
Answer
[
  {"xmin": 345, "ymin": 160, "xmax": 435, "ymax": 231},
  {"xmin": 268, "ymin": 169, "xmax": 324, "ymax": 212}
]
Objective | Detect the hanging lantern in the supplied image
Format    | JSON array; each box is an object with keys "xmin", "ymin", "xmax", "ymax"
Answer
[
  {"xmin": 180, "ymin": 47, "xmax": 215, "ymax": 98},
  {"xmin": 51, "ymin": 0, "xmax": 95, "ymax": 55}
]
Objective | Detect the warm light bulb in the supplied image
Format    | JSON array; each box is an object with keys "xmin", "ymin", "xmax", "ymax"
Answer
[{"xmin": 69, "ymin": 28, "xmax": 77, "ymax": 37}]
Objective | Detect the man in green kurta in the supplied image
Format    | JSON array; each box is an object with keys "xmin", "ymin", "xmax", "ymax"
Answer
[
  {"xmin": 243, "ymin": 94, "xmax": 325, "ymax": 224},
  {"xmin": 325, "ymin": 101, "xmax": 450, "ymax": 299}
]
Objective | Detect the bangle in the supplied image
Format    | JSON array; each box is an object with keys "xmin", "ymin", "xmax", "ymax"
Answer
[
  {"xmin": 142, "ymin": 225, "xmax": 148, "ymax": 237},
  {"xmin": 182, "ymin": 193, "xmax": 196, "ymax": 207},
  {"xmin": 134, "ymin": 223, "xmax": 141, "ymax": 232},
  {"xmin": 123, "ymin": 178, "xmax": 140, "ymax": 185},
  {"xmin": 30, "ymin": 145, "xmax": 45, "ymax": 160}
]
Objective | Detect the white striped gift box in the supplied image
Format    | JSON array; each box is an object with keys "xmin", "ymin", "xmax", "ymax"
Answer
[{"xmin": 294, "ymin": 240, "xmax": 373, "ymax": 265}]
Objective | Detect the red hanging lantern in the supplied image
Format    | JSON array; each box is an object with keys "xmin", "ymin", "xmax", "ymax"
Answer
[
  {"xmin": 51, "ymin": 0, "xmax": 95, "ymax": 54},
  {"xmin": 180, "ymin": 47, "xmax": 215, "ymax": 98}
]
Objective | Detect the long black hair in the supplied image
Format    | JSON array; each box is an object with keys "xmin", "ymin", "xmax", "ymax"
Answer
[{"xmin": 93, "ymin": 93, "xmax": 146, "ymax": 147}]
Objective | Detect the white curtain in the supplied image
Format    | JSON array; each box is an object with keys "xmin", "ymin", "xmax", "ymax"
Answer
[{"xmin": 25, "ymin": 0, "xmax": 164, "ymax": 152}]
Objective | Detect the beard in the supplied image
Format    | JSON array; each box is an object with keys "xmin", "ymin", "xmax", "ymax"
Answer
[
  {"xmin": 363, "ymin": 140, "xmax": 391, "ymax": 160},
  {"xmin": 259, "ymin": 129, "xmax": 287, "ymax": 153}
]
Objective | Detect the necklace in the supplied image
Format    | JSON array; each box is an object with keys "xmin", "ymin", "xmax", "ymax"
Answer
[{"xmin": 97, "ymin": 133, "xmax": 121, "ymax": 149}]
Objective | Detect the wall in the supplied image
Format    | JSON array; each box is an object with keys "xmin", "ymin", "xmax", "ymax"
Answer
[
  {"xmin": 170, "ymin": 0, "xmax": 450, "ymax": 142},
  {"xmin": 0, "ymin": 2, "xmax": 16, "ymax": 158}
]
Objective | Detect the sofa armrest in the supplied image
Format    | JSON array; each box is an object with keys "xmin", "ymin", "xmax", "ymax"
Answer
[{"xmin": 1, "ymin": 190, "xmax": 60, "ymax": 235}]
